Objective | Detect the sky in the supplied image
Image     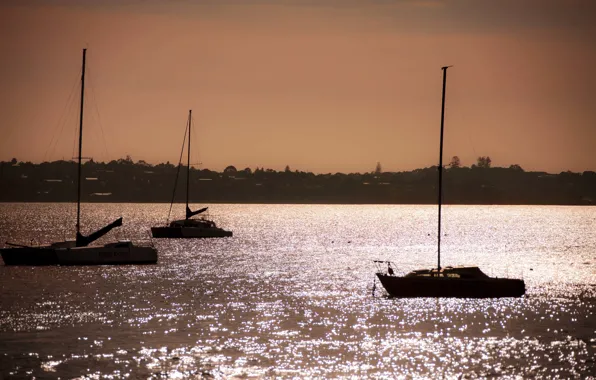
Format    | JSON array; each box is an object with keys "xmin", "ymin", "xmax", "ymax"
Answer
[{"xmin": 1, "ymin": 0, "xmax": 595, "ymax": 173}]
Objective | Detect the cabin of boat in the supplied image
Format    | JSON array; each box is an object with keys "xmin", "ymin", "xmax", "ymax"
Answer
[
  {"xmin": 376, "ymin": 261, "xmax": 494, "ymax": 279},
  {"xmin": 404, "ymin": 266, "xmax": 490, "ymax": 279},
  {"xmin": 168, "ymin": 218, "xmax": 218, "ymax": 229},
  {"xmin": 103, "ymin": 240, "xmax": 135, "ymax": 248},
  {"xmin": 50, "ymin": 240, "xmax": 77, "ymax": 248},
  {"xmin": 151, "ymin": 217, "xmax": 232, "ymax": 238}
]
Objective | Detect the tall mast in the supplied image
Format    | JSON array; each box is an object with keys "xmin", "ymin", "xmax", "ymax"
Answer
[
  {"xmin": 76, "ymin": 49, "xmax": 87, "ymax": 234},
  {"xmin": 437, "ymin": 65, "xmax": 451, "ymax": 271},
  {"xmin": 186, "ymin": 109, "xmax": 192, "ymax": 219}
]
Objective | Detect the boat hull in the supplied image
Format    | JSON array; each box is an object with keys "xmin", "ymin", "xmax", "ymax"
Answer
[
  {"xmin": 376, "ymin": 274, "xmax": 525, "ymax": 298},
  {"xmin": 1, "ymin": 246, "xmax": 157, "ymax": 266},
  {"xmin": 56, "ymin": 246, "xmax": 158, "ymax": 265},
  {"xmin": 0, "ymin": 247, "xmax": 59, "ymax": 266},
  {"xmin": 151, "ymin": 226, "xmax": 233, "ymax": 238}
]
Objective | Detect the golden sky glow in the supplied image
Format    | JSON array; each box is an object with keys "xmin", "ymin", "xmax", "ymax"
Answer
[{"xmin": 1, "ymin": 0, "xmax": 595, "ymax": 173}]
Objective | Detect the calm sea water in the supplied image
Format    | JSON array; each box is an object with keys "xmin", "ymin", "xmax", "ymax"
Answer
[{"xmin": 0, "ymin": 203, "xmax": 595, "ymax": 378}]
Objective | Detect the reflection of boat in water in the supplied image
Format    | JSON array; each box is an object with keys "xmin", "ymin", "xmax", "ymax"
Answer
[
  {"xmin": 0, "ymin": 49, "xmax": 157, "ymax": 266},
  {"xmin": 375, "ymin": 66, "xmax": 525, "ymax": 298},
  {"xmin": 151, "ymin": 110, "xmax": 232, "ymax": 239}
]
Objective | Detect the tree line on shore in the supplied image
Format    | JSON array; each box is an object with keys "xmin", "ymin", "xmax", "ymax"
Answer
[{"xmin": 0, "ymin": 156, "xmax": 594, "ymax": 205}]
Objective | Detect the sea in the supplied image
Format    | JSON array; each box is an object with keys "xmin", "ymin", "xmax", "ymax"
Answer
[{"xmin": 0, "ymin": 203, "xmax": 594, "ymax": 379}]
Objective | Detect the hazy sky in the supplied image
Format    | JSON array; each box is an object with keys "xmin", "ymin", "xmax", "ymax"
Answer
[{"xmin": 1, "ymin": 0, "xmax": 595, "ymax": 173}]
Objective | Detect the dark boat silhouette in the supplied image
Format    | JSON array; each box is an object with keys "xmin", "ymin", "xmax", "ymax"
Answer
[
  {"xmin": 375, "ymin": 66, "xmax": 525, "ymax": 298},
  {"xmin": 0, "ymin": 49, "xmax": 158, "ymax": 266},
  {"xmin": 151, "ymin": 110, "xmax": 232, "ymax": 239}
]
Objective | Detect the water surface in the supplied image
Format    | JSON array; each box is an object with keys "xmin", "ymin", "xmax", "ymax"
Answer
[{"xmin": 0, "ymin": 204, "xmax": 595, "ymax": 378}]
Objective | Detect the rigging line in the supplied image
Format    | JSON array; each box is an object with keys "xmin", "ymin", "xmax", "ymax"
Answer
[
  {"xmin": 190, "ymin": 112, "xmax": 203, "ymax": 201},
  {"xmin": 457, "ymin": 102, "xmax": 478, "ymax": 160},
  {"xmin": 54, "ymin": 72, "xmax": 81, "ymax": 161},
  {"xmin": 70, "ymin": 74, "xmax": 86, "ymax": 163},
  {"xmin": 191, "ymin": 113, "xmax": 201, "ymax": 169},
  {"xmin": 44, "ymin": 74, "xmax": 74, "ymax": 161},
  {"xmin": 81, "ymin": 65, "xmax": 100, "ymax": 161},
  {"xmin": 71, "ymin": 102, "xmax": 80, "ymax": 165},
  {"xmin": 84, "ymin": 91, "xmax": 103, "ymax": 161},
  {"xmin": 44, "ymin": 70, "xmax": 81, "ymax": 162},
  {"xmin": 86, "ymin": 65, "xmax": 111, "ymax": 161},
  {"xmin": 190, "ymin": 113, "xmax": 195, "ymax": 166},
  {"xmin": 467, "ymin": 132, "xmax": 478, "ymax": 160},
  {"xmin": 165, "ymin": 118, "xmax": 189, "ymax": 225}
]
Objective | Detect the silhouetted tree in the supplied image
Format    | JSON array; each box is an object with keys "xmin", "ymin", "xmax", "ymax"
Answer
[
  {"xmin": 10, "ymin": 158, "xmax": 17, "ymax": 165},
  {"xmin": 476, "ymin": 156, "xmax": 492, "ymax": 168},
  {"xmin": 285, "ymin": 165, "xmax": 291, "ymax": 172},
  {"xmin": 224, "ymin": 165, "xmax": 237, "ymax": 174},
  {"xmin": 509, "ymin": 164, "xmax": 523, "ymax": 171},
  {"xmin": 449, "ymin": 156, "xmax": 461, "ymax": 168},
  {"xmin": 375, "ymin": 162, "xmax": 382, "ymax": 174},
  {"xmin": 117, "ymin": 156, "xmax": 134, "ymax": 165}
]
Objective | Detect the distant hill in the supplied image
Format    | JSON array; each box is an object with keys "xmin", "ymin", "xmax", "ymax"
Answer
[{"xmin": 0, "ymin": 159, "xmax": 594, "ymax": 205}]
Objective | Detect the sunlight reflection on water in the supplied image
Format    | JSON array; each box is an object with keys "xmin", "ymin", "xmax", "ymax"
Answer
[{"xmin": 0, "ymin": 204, "xmax": 595, "ymax": 378}]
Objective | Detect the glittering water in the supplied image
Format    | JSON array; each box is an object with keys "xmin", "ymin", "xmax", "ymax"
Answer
[{"xmin": 0, "ymin": 203, "xmax": 595, "ymax": 378}]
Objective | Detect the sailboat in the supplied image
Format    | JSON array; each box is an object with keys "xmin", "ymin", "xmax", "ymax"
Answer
[
  {"xmin": 151, "ymin": 110, "xmax": 232, "ymax": 238},
  {"xmin": 375, "ymin": 66, "xmax": 525, "ymax": 298},
  {"xmin": 0, "ymin": 49, "xmax": 158, "ymax": 266}
]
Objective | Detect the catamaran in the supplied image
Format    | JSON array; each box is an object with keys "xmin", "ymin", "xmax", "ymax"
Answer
[
  {"xmin": 151, "ymin": 110, "xmax": 232, "ymax": 239},
  {"xmin": 0, "ymin": 49, "xmax": 158, "ymax": 266},
  {"xmin": 374, "ymin": 66, "xmax": 525, "ymax": 298}
]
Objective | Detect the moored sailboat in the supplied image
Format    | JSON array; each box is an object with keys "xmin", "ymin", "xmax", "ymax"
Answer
[
  {"xmin": 375, "ymin": 66, "xmax": 525, "ymax": 298},
  {"xmin": 151, "ymin": 110, "xmax": 232, "ymax": 238},
  {"xmin": 0, "ymin": 49, "xmax": 157, "ymax": 266}
]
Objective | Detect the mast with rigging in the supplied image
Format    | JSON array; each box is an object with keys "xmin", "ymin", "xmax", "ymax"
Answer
[
  {"xmin": 186, "ymin": 110, "xmax": 192, "ymax": 219},
  {"xmin": 73, "ymin": 49, "xmax": 123, "ymax": 248},
  {"xmin": 373, "ymin": 65, "xmax": 525, "ymax": 298},
  {"xmin": 76, "ymin": 48, "xmax": 87, "ymax": 235},
  {"xmin": 437, "ymin": 65, "xmax": 451, "ymax": 272}
]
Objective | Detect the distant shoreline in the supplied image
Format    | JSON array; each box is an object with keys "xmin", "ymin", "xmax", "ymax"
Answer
[
  {"xmin": 0, "ymin": 201, "xmax": 593, "ymax": 206},
  {"xmin": 2, "ymin": 160, "xmax": 594, "ymax": 206}
]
